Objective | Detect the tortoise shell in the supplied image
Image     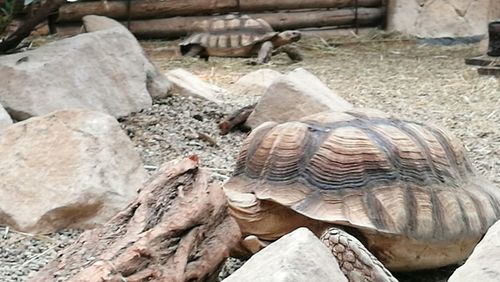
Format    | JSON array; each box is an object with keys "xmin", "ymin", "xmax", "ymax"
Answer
[
  {"xmin": 180, "ymin": 14, "xmax": 278, "ymax": 57},
  {"xmin": 223, "ymin": 109, "xmax": 500, "ymax": 271}
]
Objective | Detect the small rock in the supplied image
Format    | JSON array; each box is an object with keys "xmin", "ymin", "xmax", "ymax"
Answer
[
  {"xmin": 231, "ymin": 69, "xmax": 284, "ymax": 97},
  {"xmin": 246, "ymin": 68, "xmax": 353, "ymax": 129},
  {"xmin": 0, "ymin": 103, "xmax": 13, "ymax": 134},
  {"xmin": 166, "ymin": 68, "xmax": 224, "ymax": 104},
  {"xmin": 223, "ymin": 228, "xmax": 347, "ymax": 282},
  {"xmin": 448, "ymin": 220, "xmax": 500, "ymax": 282},
  {"xmin": 0, "ymin": 109, "xmax": 149, "ymax": 234}
]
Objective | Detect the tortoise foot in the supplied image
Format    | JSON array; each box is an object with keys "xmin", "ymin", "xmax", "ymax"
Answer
[
  {"xmin": 241, "ymin": 235, "xmax": 268, "ymax": 253},
  {"xmin": 273, "ymin": 44, "xmax": 303, "ymax": 62},
  {"xmin": 321, "ymin": 228, "xmax": 398, "ymax": 282}
]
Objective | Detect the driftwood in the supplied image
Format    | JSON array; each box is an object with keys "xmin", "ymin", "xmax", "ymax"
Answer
[
  {"xmin": 56, "ymin": 7, "xmax": 384, "ymax": 39},
  {"xmin": 0, "ymin": 0, "xmax": 65, "ymax": 53},
  {"xmin": 219, "ymin": 104, "xmax": 256, "ymax": 135},
  {"xmin": 56, "ymin": 0, "xmax": 381, "ymax": 22},
  {"xmin": 29, "ymin": 156, "xmax": 241, "ymax": 282}
]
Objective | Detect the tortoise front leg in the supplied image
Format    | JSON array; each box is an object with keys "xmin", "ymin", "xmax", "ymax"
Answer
[
  {"xmin": 257, "ymin": 41, "xmax": 274, "ymax": 64},
  {"xmin": 321, "ymin": 228, "xmax": 398, "ymax": 282},
  {"xmin": 273, "ymin": 44, "xmax": 303, "ymax": 62},
  {"xmin": 183, "ymin": 45, "xmax": 209, "ymax": 61}
]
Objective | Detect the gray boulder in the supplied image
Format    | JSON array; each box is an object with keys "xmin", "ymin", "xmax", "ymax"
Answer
[
  {"xmin": 166, "ymin": 68, "xmax": 224, "ymax": 104},
  {"xmin": 0, "ymin": 109, "xmax": 148, "ymax": 234},
  {"xmin": 448, "ymin": 220, "xmax": 500, "ymax": 282},
  {"xmin": 245, "ymin": 68, "xmax": 353, "ymax": 129},
  {"xmin": 0, "ymin": 103, "xmax": 13, "ymax": 134},
  {"xmin": 231, "ymin": 68, "xmax": 284, "ymax": 97},
  {"xmin": 82, "ymin": 15, "xmax": 171, "ymax": 100},
  {"xmin": 223, "ymin": 228, "xmax": 347, "ymax": 282},
  {"xmin": 0, "ymin": 16, "xmax": 170, "ymax": 121}
]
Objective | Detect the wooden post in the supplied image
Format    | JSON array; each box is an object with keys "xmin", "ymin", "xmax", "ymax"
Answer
[{"xmin": 487, "ymin": 20, "xmax": 500, "ymax": 57}]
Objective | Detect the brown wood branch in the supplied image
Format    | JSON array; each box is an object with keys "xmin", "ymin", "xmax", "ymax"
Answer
[
  {"xmin": 29, "ymin": 156, "xmax": 241, "ymax": 282},
  {"xmin": 0, "ymin": 0, "xmax": 65, "ymax": 53},
  {"xmin": 219, "ymin": 103, "xmax": 256, "ymax": 135}
]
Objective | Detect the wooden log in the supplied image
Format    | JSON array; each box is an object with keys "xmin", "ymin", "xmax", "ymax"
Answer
[
  {"xmin": 465, "ymin": 55, "xmax": 500, "ymax": 67},
  {"xmin": 57, "ymin": 0, "xmax": 238, "ymax": 22},
  {"xmin": 256, "ymin": 8, "xmax": 384, "ymax": 31},
  {"xmin": 55, "ymin": 7, "xmax": 383, "ymax": 39},
  {"xmin": 478, "ymin": 66, "xmax": 500, "ymax": 76},
  {"xmin": 238, "ymin": 0, "xmax": 381, "ymax": 11},
  {"xmin": 219, "ymin": 103, "xmax": 256, "ymax": 135},
  {"xmin": 56, "ymin": 0, "xmax": 382, "ymax": 23},
  {"xmin": 29, "ymin": 156, "xmax": 241, "ymax": 282}
]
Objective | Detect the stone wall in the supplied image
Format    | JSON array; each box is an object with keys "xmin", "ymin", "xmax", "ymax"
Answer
[{"xmin": 387, "ymin": 0, "xmax": 500, "ymax": 39}]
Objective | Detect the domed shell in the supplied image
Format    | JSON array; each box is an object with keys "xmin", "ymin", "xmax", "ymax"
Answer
[
  {"xmin": 224, "ymin": 110, "xmax": 500, "ymax": 241},
  {"xmin": 180, "ymin": 14, "xmax": 278, "ymax": 57}
]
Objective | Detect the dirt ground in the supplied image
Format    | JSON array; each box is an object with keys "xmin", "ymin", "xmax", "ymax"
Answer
[{"xmin": 0, "ymin": 32, "xmax": 499, "ymax": 281}]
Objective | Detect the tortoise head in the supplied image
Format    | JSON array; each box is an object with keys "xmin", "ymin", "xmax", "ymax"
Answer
[{"xmin": 272, "ymin": 30, "xmax": 301, "ymax": 47}]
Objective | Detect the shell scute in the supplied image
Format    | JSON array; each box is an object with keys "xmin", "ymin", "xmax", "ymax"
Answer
[{"xmin": 224, "ymin": 110, "xmax": 500, "ymax": 240}]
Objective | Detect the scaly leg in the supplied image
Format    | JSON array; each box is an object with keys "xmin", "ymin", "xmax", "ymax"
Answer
[
  {"xmin": 257, "ymin": 41, "xmax": 274, "ymax": 64},
  {"xmin": 321, "ymin": 228, "xmax": 398, "ymax": 282},
  {"xmin": 273, "ymin": 44, "xmax": 303, "ymax": 62}
]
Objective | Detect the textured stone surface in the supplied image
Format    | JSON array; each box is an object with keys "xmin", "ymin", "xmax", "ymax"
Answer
[
  {"xmin": 448, "ymin": 220, "xmax": 500, "ymax": 282},
  {"xmin": 166, "ymin": 68, "xmax": 224, "ymax": 104},
  {"xmin": 0, "ymin": 109, "xmax": 148, "ymax": 234},
  {"xmin": 231, "ymin": 68, "xmax": 284, "ymax": 97},
  {"xmin": 387, "ymin": 0, "xmax": 500, "ymax": 38},
  {"xmin": 0, "ymin": 17, "xmax": 169, "ymax": 121},
  {"xmin": 245, "ymin": 67, "xmax": 353, "ymax": 129},
  {"xmin": 0, "ymin": 103, "xmax": 13, "ymax": 134},
  {"xmin": 82, "ymin": 15, "xmax": 171, "ymax": 99},
  {"xmin": 223, "ymin": 228, "xmax": 347, "ymax": 282}
]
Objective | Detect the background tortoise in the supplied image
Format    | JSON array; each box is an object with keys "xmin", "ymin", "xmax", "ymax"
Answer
[
  {"xmin": 223, "ymin": 109, "xmax": 500, "ymax": 281},
  {"xmin": 179, "ymin": 14, "xmax": 302, "ymax": 64}
]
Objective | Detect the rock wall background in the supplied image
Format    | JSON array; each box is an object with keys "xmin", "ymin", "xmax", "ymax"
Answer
[{"xmin": 387, "ymin": 0, "xmax": 500, "ymax": 39}]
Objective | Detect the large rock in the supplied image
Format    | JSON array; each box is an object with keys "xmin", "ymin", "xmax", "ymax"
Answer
[
  {"xmin": 231, "ymin": 69, "xmax": 284, "ymax": 97},
  {"xmin": 223, "ymin": 228, "xmax": 347, "ymax": 282},
  {"xmin": 387, "ymin": 0, "xmax": 500, "ymax": 38},
  {"xmin": 448, "ymin": 220, "xmax": 500, "ymax": 282},
  {"xmin": 82, "ymin": 15, "xmax": 171, "ymax": 100},
  {"xmin": 0, "ymin": 103, "xmax": 13, "ymax": 134},
  {"xmin": 245, "ymin": 68, "xmax": 353, "ymax": 129},
  {"xmin": 166, "ymin": 68, "xmax": 224, "ymax": 104},
  {"xmin": 0, "ymin": 109, "xmax": 149, "ymax": 234},
  {"xmin": 0, "ymin": 16, "xmax": 170, "ymax": 121}
]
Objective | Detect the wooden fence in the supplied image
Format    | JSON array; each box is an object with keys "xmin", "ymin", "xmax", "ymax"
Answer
[{"xmin": 54, "ymin": 0, "xmax": 387, "ymax": 38}]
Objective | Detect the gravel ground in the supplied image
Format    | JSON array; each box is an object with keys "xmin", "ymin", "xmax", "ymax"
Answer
[{"xmin": 0, "ymin": 34, "xmax": 498, "ymax": 281}]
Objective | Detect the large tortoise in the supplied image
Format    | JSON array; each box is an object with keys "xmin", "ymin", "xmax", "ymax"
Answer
[
  {"xmin": 179, "ymin": 14, "xmax": 302, "ymax": 64},
  {"xmin": 223, "ymin": 109, "xmax": 500, "ymax": 281}
]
